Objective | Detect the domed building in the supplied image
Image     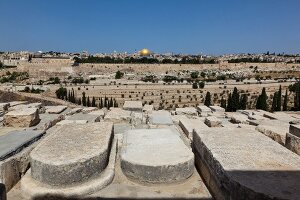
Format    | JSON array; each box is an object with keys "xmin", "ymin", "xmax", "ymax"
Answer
[{"xmin": 139, "ymin": 48, "xmax": 151, "ymax": 57}]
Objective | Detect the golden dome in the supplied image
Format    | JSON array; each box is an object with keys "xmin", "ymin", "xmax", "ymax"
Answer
[{"xmin": 140, "ymin": 48, "xmax": 150, "ymax": 56}]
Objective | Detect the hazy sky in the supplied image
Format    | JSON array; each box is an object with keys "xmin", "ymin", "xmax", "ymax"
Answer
[{"xmin": 0, "ymin": 0, "xmax": 299, "ymax": 55}]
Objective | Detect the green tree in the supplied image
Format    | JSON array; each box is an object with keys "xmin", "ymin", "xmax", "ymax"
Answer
[
  {"xmin": 77, "ymin": 97, "xmax": 81, "ymax": 105},
  {"xmin": 276, "ymin": 85, "xmax": 282, "ymax": 111},
  {"xmin": 82, "ymin": 92, "xmax": 87, "ymax": 106},
  {"xmin": 220, "ymin": 96, "xmax": 226, "ymax": 109},
  {"xmin": 99, "ymin": 97, "xmax": 103, "ymax": 108},
  {"xmin": 191, "ymin": 71, "xmax": 199, "ymax": 79},
  {"xmin": 192, "ymin": 82, "xmax": 198, "ymax": 89},
  {"xmin": 226, "ymin": 93, "xmax": 233, "ymax": 112},
  {"xmin": 231, "ymin": 87, "xmax": 240, "ymax": 111},
  {"xmin": 54, "ymin": 77, "xmax": 60, "ymax": 84},
  {"xmin": 198, "ymin": 81, "xmax": 205, "ymax": 89},
  {"xmin": 283, "ymin": 90, "xmax": 288, "ymax": 111},
  {"xmin": 55, "ymin": 87, "xmax": 67, "ymax": 100},
  {"xmin": 115, "ymin": 70, "xmax": 124, "ymax": 79},
  {"xmin": 87, "ymin": 96, "xmax": 91, "ymax": 107},
  {"xmin": 271, "ymin": 92, "xmax": 278, "ymax": 112},
  {"xmin": 204, "ymin": 92, "xmax": 211, "ymax": 107},
  {"xmin": 92, "ymin": 96, "xmax": 96, "ymax": 107},
  {"xmin": 239, "ymin": 94, "xmax": 248, "ymax": 110},
  {"xmin": 256, "ymin": 87, "xmax": 268, "ymax": 111}
]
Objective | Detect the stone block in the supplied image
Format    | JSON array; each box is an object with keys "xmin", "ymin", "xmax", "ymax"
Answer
[
  {"xmin": 88, "ymin": 109, "xmax": 105, "ymax": 119},
  {"xmin": 123, "ymin": 101, "xmax": 143, "ymax": 112},
  {"xmin": 121, "ymin": 129, "xmax": 194, "ymax": 183},
  {"xmin": 30, "ymin": 122, "xmax": 113, "ymax": 186},
  {"xmin": 150, "ymin": 110, "xmax": 173, "ymax": 125},
  {"xmin": 285, "ymin": 132, "xmax": 300, "ymax": 155},
  {"xmin": 143, "ymin": 104, "xmax": 153, "ymax": 113},
  {"xmin": 209, "ymin": 106, "xmax": 225, "ymax": 112},
  {"xmin": 82, "ymin": 107, "xmax": 98, "ymax": 114},
  {"xmin": 175, "ymin": 107, "xmax": 198, "ymax": 116},
  {"xmin": 104, "ymin": 108, "xmax": 131, "ymax": 123},
  {"xmin": 193, "ymin": 126, "xmax": 300, "ymax": 200},
  {"xmin": 204, "ymin": 116, "xmax": 222, "ymax": 127},
  {"xmin": 3, "ymin": 108, "xmax": 40, "ymax": 127},
  {"xmin": 45, "ymin": 106, "xmax": 67, "ymax": 114},
  {"xmin": 197, "ymin": 105, "xmax": 211, "ymax": 117},
  {"xmin": 290, "ymin": 124, "xmax": 300, "ymax": 138}
]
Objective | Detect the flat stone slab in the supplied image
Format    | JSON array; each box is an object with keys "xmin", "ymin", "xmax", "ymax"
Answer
[
  {"xmin": 175, "ymin": 107, "xmax": 198, "ymax": 116},
  {"xmin": 290, "ymin": 124, "xmax": 300, "ymax": 137},
  {"xmin": 9, "ymin": 101, "xmax": 27, "ymax": 107},
  {"xmin": 204, "ymin": 116, "xmax": 222, "ymax": 127},
  {"xmin": 179, "ymin": 116, "xmax": 209, "ymax": 140},
  {"xmin": 0, "ymin": 129, "xmax": 45, "ymax": 161},
  {"xmin": 285, "ymin": 132, "xmax": 300, "ymax": 155},
  {"xmin": 209, "ymin": 106, "xmax": 225, "ymax": 112},
  {"xmin": 81, "ymin": 107, "xmax": 98, "ymax": 113},
  {"xmin": 193, "ymin": 127, "xmax": 300, "ymax": 200},
  {"xmin": 104, "ymin": 108, "xmax": 131, "ymax": 123},
  {"xmin": 256, "ymin": 120, "xmax": 289, "ymax": 145},
  {"xmin": 66, "ymin": 107, "xmax": 82, "ymax": 115},
  {"xmin": 123, "ymin": 101, "xmax": 143, "ymax": 112},
  {"xmin": 121, "ymin": 129, "xmax": 194, "ymax": 183},
  {"xmin": 88, "ymin": 110, "xmax": 105, "ymax": 118},
  {"xmin": 150, "ymin": 110, "xmax": 173, "ymax": 125},
  {"xmin": 45, "ymin": 106, "xmax": 67, "ymax": 114},
  {"xmin": 142, "ymin": 104, "xmax": 153, "ymax": 113},
  {"xmin": 113, "ymin": 123, "xmax": 132, "ymax": 135},
  {"xmin": 30, "ymin": 122, "xmax": 113, "ymax": 186},
  {"xmin": 226, "ymin": 112, "xmax": 249, "ymax": 124},
  {"xmin": 65, "ymin": 113, "xmax": 100, "ymax": 123},
  {"xmin": 3, "ymin": 108, "xmax": 40, "ymax": 127}
]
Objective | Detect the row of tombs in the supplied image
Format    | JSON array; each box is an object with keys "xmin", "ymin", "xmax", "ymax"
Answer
[{"xmin": 0, "ymin": 100, "xmax": 300, "ymax": 200}]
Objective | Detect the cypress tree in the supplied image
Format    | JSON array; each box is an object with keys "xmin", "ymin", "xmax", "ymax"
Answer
[
  {"xmin": 67, "ymin": 90, "xmax": 71, "ymax": 102},
  {"xmin": 72, "ymin": 88, "xmax": 75, "ymax": 103},
  {"xmin": 276, "ymin": 85, "xmax": 282, "ymax": 111},
  {"xmin": 231, "ymin": 87, "xmax": 239, "ymax": 111},
  {"xmin": 100, "ymin": 97, "xmax": 103, "ymax": 108},
  {"xmin": 87, "ymin": 96, "xmax": 91, "ymax": 107},
  {"xmin": 220, "ymin": 96, "xmax": 226, "ymax": 109},
  {"xmin": 256, "ymin": 87, "xmax": 268, "ymax": 111},
  {"xmin": 271, "ymin": 92, "xmax": 278, "ymax": 112},
  {"xmin": 78, "ymin": 97, "xmax": 81, "ymax": 105},
  {"xmin": 104, "ymin": 96, "xmax": 107, "ymax": 108},
  {"xmin": 82, "ymin": 92, "xmax": 86, "ymax": 106},
  {"xmin": 226, "ymin": 93, "xmax": 232, "ymax": 112},
  {"xmin": 239, "ymin": 94, "xmax": 248, "ymax": 110},
  {"xmin": 204, "ymin": 92, "xmax": 211, "ymax": 107},
  {"xmin": 92, "ymin": 97, "xmax": 96, "ymax": 107},
  {"xmin": 109, "ymin": 97, "xmax": 113, "ymax": 108},
  {"xmin": 283, "ymin": 90, "xmax": 288, "ymax": 111}
]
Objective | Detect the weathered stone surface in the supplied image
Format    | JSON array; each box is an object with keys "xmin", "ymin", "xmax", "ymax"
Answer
[
  {"xmin": 121, "ymin": 129, "xmax": 194, "ymax": 183},
  {"xmin": 193, "ymin": 127, "xmax": 300, "ymax": 200},
  {"xmin": 113, "ymin": 123, "xmax": 132, "ymax": 135},
  {"xmin": 31, "ymin": 113, "xmax": 64, "ymax": 130},
  {"xmin": 104, "ymin": 108, "xmax": 131, "ymax": 123},
  {"xmin": 256, "ymin": 120, "xmax": 289, "ymax": 145},
  {"xmin": 30, "ymin": 122, "xmax": 113, "ymax": 186},
  {"xmin": 65, "ymin": 113, "xmax": 100, "ymax": 123},
  {"xmin": 209, "ymin": 106, "xmax": 225, "ymax": 112},
  {"xmin": 175, "ymin": 107, "xmax": 198, "ymax": 116},
  {"xmin": 123, "ymin": 101, "xmax": 143, "ymax": 112},
  {"xmin": 197, "ymin": 105, "xmax": 211, "ymax": 117},
  {"xmin": 226, "ymin": 113, "xmax": 249, "ymax": 124},
  {"xmin": 8, "ymin": 101, "xmax": 27, "ymax": 107},
  {"xmin": 0, "ymin": 103, "xmax": 9, "ymax": 112},
  {"xmin": 204, "ymin": 116, "xmax": 222, "ymax": 127},
  {"xmin": 150, "ymin": 110, "xmax": 173, "ymax": 125},
  {"xmin": 142, "ymin": 104, "xmax": 153, "ymax": 113},
  {"xmin": 3, "ymin": 108, "xmax": 40, "ymax": 127},
  {"xmin": 290, "ymin": 124, "xmax": 300, "ymax": 138},
  {"xmin": 88, "ymin": 110, "xmax": 105, "ymax": 118},
  {"xmin": 285, "ymin": 132, "xmax": 300, "ymax": 155},
  {"xmin": 81, "ymin": 107, "xmax": 98, "ymax": 114},
  {"xmin": 66, "ymin": 107, "xmax": 82, "ymax": 116},
  {"xmin": 0, "ymin": 130, "xmax": 45, "ymax": 161},
  {"xmin": 179, "ymin": 116, "xmax": 208, "ymax": 140},
  {"xmin": 45, "ymin": 106, "xmax": 67, "ymax": 114}
]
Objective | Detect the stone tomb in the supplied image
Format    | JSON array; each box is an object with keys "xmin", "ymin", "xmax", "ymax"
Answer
[
  {"xmin": 123, "ymin": 101, "xmax": 143, "ymax": 112},
  {"xmin": 121, "ymin": 129, "xmax": 194, "ymax": 183},
  {"xmin": 45, "ymin": 106, "xmax": 67, "ymax": 114},
  {"xmin": 286, "ymin": 124, "xmax": 300, "ymax": 155},
  {"xmin": 150, "ymin": 110, "xmax": 173, "ymax": 125},
  {"xmin": 3, "ymin": 108, "xmax": 40, "ymax": 127},
  {"xmin": 29, "ymin": 122, "xmax": 113, "ymax": 186},
  {"xmin": 193, "ymin": 127, "xmax": 300, "ymax": 200}
]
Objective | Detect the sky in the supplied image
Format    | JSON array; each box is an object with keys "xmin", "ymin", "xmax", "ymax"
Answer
[{"xmin": 0, "ymin": 0, "xmax": 300, "ymax": 55}]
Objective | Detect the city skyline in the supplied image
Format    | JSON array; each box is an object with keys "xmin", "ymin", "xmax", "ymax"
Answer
[{"xmin": 0, "ymin": 0, "xmax": 300, "ymax": 55}]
